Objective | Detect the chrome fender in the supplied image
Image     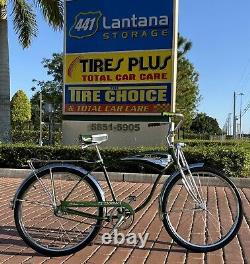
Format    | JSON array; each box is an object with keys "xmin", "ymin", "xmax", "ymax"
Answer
[
  {"xmin": 11, "ymin": 163, "xmax": 105, "ymax": 209},
  {"xmin": 158, "ymin": 163, "xmax": 204, "ymax": 220}
]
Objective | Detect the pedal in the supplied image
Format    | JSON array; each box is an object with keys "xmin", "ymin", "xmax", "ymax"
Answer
[
  {"xmin": 109, "ymin": 215, "xmax": 125, "ymax": 236},
  {"xmin": 127, "ymin": 195, "xmax": 136, "ymax": 203}
]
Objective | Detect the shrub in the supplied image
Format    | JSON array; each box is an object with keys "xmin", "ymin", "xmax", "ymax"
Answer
[
  {"xmin": 11, "ymin": 130, "xmax": 62, "ymax": 145},
  {"xmin": 0, "ymin": 143, "xmax": 249, "ymax": 177}
]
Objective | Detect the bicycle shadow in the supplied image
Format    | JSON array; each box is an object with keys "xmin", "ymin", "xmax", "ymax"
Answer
[
  {"xmin": 93, "ymin": 231, "xmax": 188, "ymax": 253},
  {"xmin": 0, "ymin": 225, "xmax": 188, "ymax": 257},
  {"xmin": 93, "ymin": 240, "xmax": 187, "ymax": 253},
  {"xmin": 0, "ymin": 226, "xmax": 42, "ymax": 256}
]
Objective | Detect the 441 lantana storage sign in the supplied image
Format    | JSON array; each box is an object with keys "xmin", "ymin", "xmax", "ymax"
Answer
[{"xmin": 64, "ymin": 0, "xmax": 178, "ymax": 115}]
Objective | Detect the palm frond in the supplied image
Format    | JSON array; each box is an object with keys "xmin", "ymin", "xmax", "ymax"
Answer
[
  {"xmin": 0, "ymin": 0, "xmax": 7, "ymax": 6},
  {"xmin": 178, "ymin": 35, "xmax": 192, "ymax": 58},
  {"xmin": 0, "ymin": 1, "xmax": 7, "ymax": 19},
  {"xmin": 178, "ymin": 35, "xmax": 186, "ymax": 49},
  {"xmin": 183, "ymin": 41, "xmax": 192, "ymax": 53},
  {"xmin": 11, "ymin": 0, "xmax": 37, "ymax": 48},
  {"xmin": 35, "ymin": 0, "xmax": 63, "ymax": 30}
]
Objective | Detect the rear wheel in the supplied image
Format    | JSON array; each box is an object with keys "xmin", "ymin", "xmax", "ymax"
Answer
[
  {"xmin": 14, "ymin": 168, "xmax": 104, "ymax": 256},
  {"xmin": 161, "ymin": 166, "xmax": 243, "ymax": 252}
]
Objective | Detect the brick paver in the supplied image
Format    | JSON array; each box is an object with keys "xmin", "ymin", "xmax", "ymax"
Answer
[{"xmin": 0, "ymin": 177, "xmax": 249, "ymax": 264}]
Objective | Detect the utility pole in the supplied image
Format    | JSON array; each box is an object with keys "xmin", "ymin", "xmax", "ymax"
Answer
[
  {"xmin": 238, "ymin": 93, "xmax": 244, "ymax": 138},
  {"xmin": 228, "ymin": 113, "xmax": 232, "ymax": 135},
  {"xmin": 233, "ymin": 91, "xmax": 236, "ymax": 139}
]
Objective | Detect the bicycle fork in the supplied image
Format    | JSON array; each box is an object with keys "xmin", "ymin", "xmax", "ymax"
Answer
[{"xmin": 175, "ymin": 146, "xmax": 205, "ymax": 208}]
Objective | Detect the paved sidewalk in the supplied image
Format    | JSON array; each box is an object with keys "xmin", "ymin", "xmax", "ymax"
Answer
[{"xmin": 0, "ymin": 178, "xmax": 249, "ymax": 264}]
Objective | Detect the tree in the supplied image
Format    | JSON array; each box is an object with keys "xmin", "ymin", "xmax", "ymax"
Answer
[
  {"xmin": 176, "ymin": 36, "xmax": 200, "ymax": 128},
  {"xmin": 0, "ymin": 1, "xmax": 63, "ymax": 142},
  {"xmin": 31, "ymin": 35, "xmax": 200, "ymax": 130},
  {"xmin": 178, "ymin": 34, "xmax": 192, "ymax": 58},
  {"xmin": 11, "ymin": 90, "xmax": 31, "ymax": 130},
  {"xmin": 31, "ymin": 53, "xmax": 63, "ymax": 129},
  {"xmin": 190, "ymin": 113, "xmax": 222, "ymax": 135}
]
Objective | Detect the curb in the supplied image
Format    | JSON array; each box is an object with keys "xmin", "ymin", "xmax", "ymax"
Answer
[
  {"xmin": 0, "ymin": 168, "xmax": 249, "ymax": 188},
  {"xmin": 0, "ymin": 168, "xmax": 168, "ymax": 184}
]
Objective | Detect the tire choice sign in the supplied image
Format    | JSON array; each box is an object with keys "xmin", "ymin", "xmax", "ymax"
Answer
[{"xmin": 64, "ymin": 0, "xmax": 178, "ymax": 115}]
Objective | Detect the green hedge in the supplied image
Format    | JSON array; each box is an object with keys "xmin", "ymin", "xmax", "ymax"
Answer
[
  {"xmin": 11, "ymin": 130, "xmax": 62, "ymax": 145},
  {"xmin": 0, "ymin": 143, "xmax": 249, "ymax": 177},
  {"xmin": 181, "ymin": 139, "xmax": 250, "ymax": 148}
]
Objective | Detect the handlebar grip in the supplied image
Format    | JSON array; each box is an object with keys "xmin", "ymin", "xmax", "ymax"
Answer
[
  {"xmin": 162, "ymin": 112, "xmax": 175, "ymax": 117},
  {"xmin": 148, "ymin": 123, "xmax": 167, "ymax": 127},
  {"xmin": 148, "ymin": 123, "xmax": 161, "ymax": 127},
  {"xmin": 162, "ymin": 112, "xmax": 184, "ymax": 118}
]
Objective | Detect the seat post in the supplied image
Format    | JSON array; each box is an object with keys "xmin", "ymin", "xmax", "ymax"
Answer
[
  {"xmin": 95, "ymin": 145, "xmax": 117, "ymax": 202},
  {"xmin": 95, "ymin": 145, "xmax": 103, "ymax": 163}
]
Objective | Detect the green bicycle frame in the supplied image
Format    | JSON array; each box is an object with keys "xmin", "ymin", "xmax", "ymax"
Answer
[
  {"xmin": 59, "ymin": 200, "xmax": 134, "ymax": 221},
  {"xmin": 57, "ymin": 147, "xmax": 176, "ymax": 220}
]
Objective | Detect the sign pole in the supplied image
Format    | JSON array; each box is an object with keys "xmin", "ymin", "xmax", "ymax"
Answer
[
  {"xmin": 171, "ymin": 0, "xmax": 179, "ymax": 113},
  {"xmin": 170, "ymin": 0, "xmax": 179, "ymax": 143}
]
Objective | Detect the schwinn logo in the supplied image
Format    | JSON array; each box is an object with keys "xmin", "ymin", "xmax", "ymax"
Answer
[{"xmin": 69, "ymin": 11, "xmax": 169, "ymax": 39}]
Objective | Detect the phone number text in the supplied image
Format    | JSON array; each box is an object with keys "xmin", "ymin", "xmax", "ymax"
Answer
[{"xmin": 90, "ymin": 123, "xmax": 140, "ymax": 132}]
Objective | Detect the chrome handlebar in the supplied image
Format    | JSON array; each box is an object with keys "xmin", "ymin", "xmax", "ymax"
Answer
[
  {"xmin": 148, "ymin": 112, "xmax": 184, "ymax": 146},
  {"xmin": 162, "ymin": 112, "xmax": 184, "ymax": 133}
]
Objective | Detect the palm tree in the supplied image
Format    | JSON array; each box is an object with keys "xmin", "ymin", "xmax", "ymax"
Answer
[
  {"xmin": 0, "ymin": 0, "xmax": 63, "ymax": 142},
  {"xmin": 178, "ymin": 34, "xmax": 192, "ymax": 58}
]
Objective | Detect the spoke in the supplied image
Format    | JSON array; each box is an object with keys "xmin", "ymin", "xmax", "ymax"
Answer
[
  {"xmin": 56, "ymin": 218, "xmax": 72, "ymax": 245},
  {"xmin": 63, "ymin": 177, "xmax": 85, "ymax": 201},
  {"xmin": 201, "ymin": 213, "xmax": 210, "ymax": 242},
  {"xmin": 201, "ymin": 213, "xmax": 220, "ymax": 243},
  {"xmin": 75, "ymin": 226, "xmax": 86, "ymax": 240},
  {"xmin": 50, "ymin": 169, "xmax": 57, "ymax": 207},
  {"xmin": 206, "ymin": 208, "xmax": 227, "ymax": 234},
  {"xmin": 186, "ymin": 193, "xmax": 203, "ymax": 207},
  {"xmin": 36, "ymin": 177, "xmax": 54, "ymax": 205},
  {"xmin": 197, "ymin": 174, "xmax": 205, "ymax": 202},
  {"xmin": 57, "ymin": 215, "xmax": 96, "ymax": 226},
  {"xmin": 18, "ymin": 171, "xmax": 101, "ymax": 251},
  {"xmin": 167, "ymin": 208, "xmax": 204, "ymax": 214},
  {"xmin": 18, "ymin": 199, "xmax": 52, "ymax": 207}
]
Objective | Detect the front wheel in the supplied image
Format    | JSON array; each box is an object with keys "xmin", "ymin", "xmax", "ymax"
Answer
[{"xmin": 161, "ymin": 166, "xmax": 243, "ymax": 252}]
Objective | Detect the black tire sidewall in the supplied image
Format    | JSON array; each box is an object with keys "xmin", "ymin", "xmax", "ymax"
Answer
[{"xmin": 161, "ymin": 166, "xmax": 243, "ymax": 252}]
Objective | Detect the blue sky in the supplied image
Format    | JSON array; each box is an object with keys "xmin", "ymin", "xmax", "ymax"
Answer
[{"xmin": 8, "ymin": 0, "xmax": 250, "ymax": 133}]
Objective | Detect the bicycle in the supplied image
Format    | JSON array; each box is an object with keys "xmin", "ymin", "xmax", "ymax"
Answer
[{"xmin": 12, "ymin": 112, "xmax": 243, "ymax": 256}]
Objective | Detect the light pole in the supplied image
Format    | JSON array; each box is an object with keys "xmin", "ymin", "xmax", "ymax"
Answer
[
  {"xmin": 233, "ymin": 92, "xmax": 244, "ymax": 139},
  {"xmin": 238, "ymin": 93, "xmax": 244, "ymax": 138},
  {"xmin": 228, "ymin": 113, "xmax": 232, "ymax": 136},
  {"xmin": 44, "ymin": 103, "xmax": 54, "ymax": 145},
  {"xmin": 233, "ymin": 92, "xmax": 236, "ymax": 139}
]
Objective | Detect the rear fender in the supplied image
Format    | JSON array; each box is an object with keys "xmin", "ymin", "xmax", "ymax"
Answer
[{"xmin": 11, "ymin": 163, "xmax": 105, "ymax": 209}]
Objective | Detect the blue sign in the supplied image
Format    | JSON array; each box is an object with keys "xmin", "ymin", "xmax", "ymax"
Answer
[
  {"xmin": 64, "ymin": 83, "xmax": 172, "ymax": 104},
  {"xmin": 66, "ymin": 0, "xmax": 174, "ymax": 53},
  {"xmin": 64, "ymin": 0, "xmax": 177, "ymax": 115},
  {"xmin": 64, "ymin": 83, "xmax": 172, "ymax": 113}
]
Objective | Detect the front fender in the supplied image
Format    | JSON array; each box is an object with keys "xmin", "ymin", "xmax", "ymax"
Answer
[
  {"xmin": 158, "ymin": 163, "xmax": 204, "ymax": 220},
  {"xmin": 11, "ymin": 163, "xmax": 105, "ymax": 209},
  {"xmin": 121, "ymin": 153, "xmax": 173, "ymax": 172}
]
